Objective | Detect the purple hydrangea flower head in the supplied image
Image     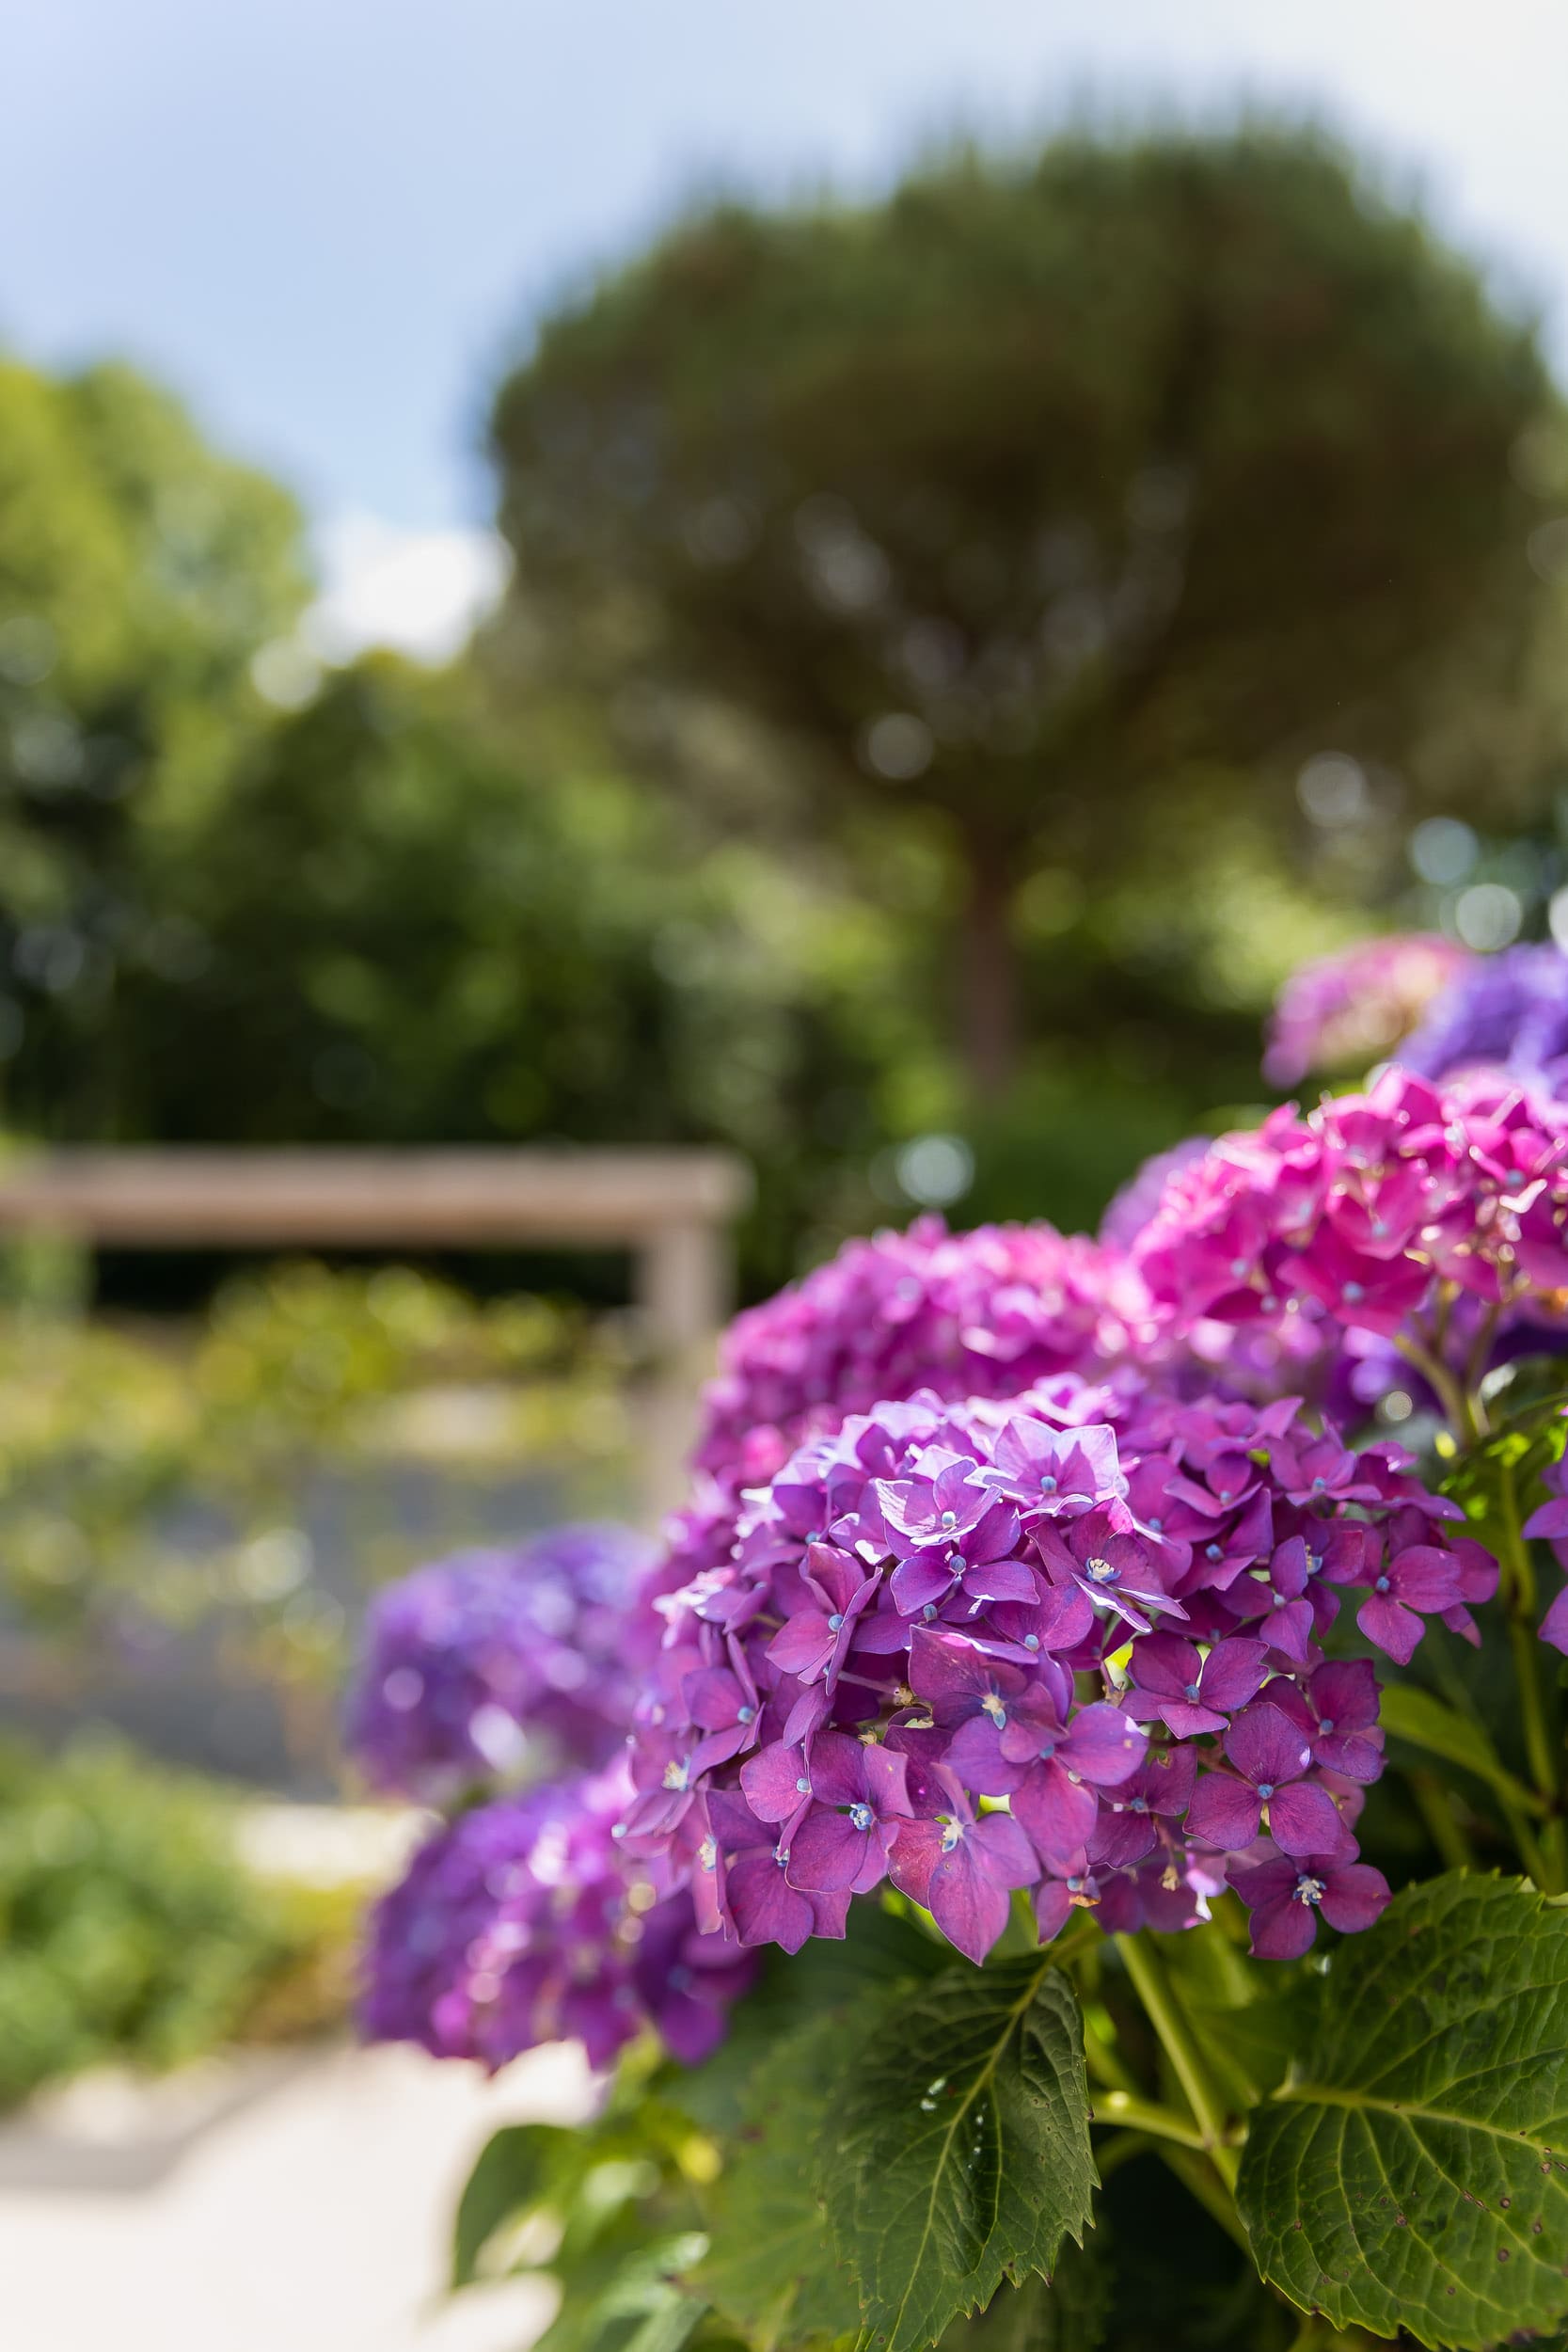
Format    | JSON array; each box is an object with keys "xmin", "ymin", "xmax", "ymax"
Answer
[
  {"xmin": 1400, "ymin": 941, "xmax": 1568, "ymax": 1090},
  {"xmin": 694, "ymin": 1216, "xmax": 1151, "ymax": 1491},
  {"xmin": 1131, "ymin": 1066, "xmax": 1568, "ymax": 1395},
  {"xmin": 360, "ymin": 1766, "xmax": 752, "ymax": 2071},
  {"xmin": 345, "ymin": 1523, "xmax": 655, "ymax": 1799},
  {"xmin": 1264, "ymin": 934, "xmax": 1471, "ymax": 1089},
  {"xmin": 626, "ymin": 1370, "xmax": 1477, "ymax": 1966}
]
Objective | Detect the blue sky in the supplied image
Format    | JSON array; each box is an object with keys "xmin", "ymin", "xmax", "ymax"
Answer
[{"xmin": 8, "ymin": 3, "xmax": 1567, "ymax": 648}]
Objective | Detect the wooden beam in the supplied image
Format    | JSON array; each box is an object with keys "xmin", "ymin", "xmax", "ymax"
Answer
[{"xmin": 0, "ymin": 1149, "xmax": 752, "ymax": 1248}]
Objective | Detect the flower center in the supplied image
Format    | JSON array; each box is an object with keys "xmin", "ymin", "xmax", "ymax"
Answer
[
  {"xmin": 1183, "ymin": 1682, "xmax": 1201, "ymax": 1703},
  {"xmin": 827, "ymin": 1612, "xmax": 845, "ymax": 1629},
  {"xmin": 1257, "ymin": 1781, "xmax": 1275, "ymax": 1800},
  {"xmin": 1083, "ymin": 1556, "xmax": 1118, "ymax": 1585},
  {"xmin": 736, "ymin": 1704, "xmax": 756, "ymax": 1723},
  {"xmin": 1039, "ymin": 1475, "xmax": 1057, "ymax": 1494},
  {"xmin": 848, "ymin": 1802, "xmax": 874, "ymax": 1832},
  {"xmin": 1023, "ymin": 1633, "xmax": 1041, "ymax": 1651},
  {"xmin": 1294, "ymin": 1874, "xmax": 1326, "ymax": 1906},
  {"xmin": 663, "ymin": 1760, "xmax": 689, "ymax": 1791},
  {"xmin": 795, "ymin": 1775, "xmax": 811, "ymax": 1793},
  {"xmin": 699, "ymin": 1836, "xmax": 717, "ymax": 1871},
  {"xmin": 1205, "ymin": 1543, "xmax": 1223, "ymax": 1562},
  {"xmin": 981, "ymin": 1692, "xmax": 1007, "ymax": 1725},
  {"xmin": 940, "ymin": 1819, "xmax": 964, "ymax": 1852},
  {"xmin": 1373, "ymin": 1575, "xmax": 1390, "ymax": 1595},
  {"xmin": 1319, "ymin": 1717, "xmax": 1336, "ymax": 1734},
  {"xmin": 1037, "ymin": 1738, "xmax": 1057, "ymax": 1760}
]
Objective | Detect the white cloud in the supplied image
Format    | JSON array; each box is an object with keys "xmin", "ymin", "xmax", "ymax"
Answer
[{"xmin": 300, "ymin": 511, "xmax": 512, "ymax": 666}]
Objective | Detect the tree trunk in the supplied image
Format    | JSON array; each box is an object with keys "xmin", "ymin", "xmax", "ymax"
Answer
[{"xmin": 959, "ymin": 848, "xmax": 1020, "ymax": 1104}]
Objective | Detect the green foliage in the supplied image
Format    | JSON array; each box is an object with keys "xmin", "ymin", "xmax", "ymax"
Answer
[
  {"xmin": 693, "ymin": 2012, "xmax": 861, "ymax": 2342},
  {"xmin": 0, "ymin": 1259, "xmax": 628, "ymax": 1679},
  {"xmin": 825, "ymin": 1961, "xmax": 1096, "ymax": 2352},
  {"xmin": 938, "ymin": 2256, "xmax": 1109, "ymax": 2352},
  {"xmin": 1375, "ymin": 1683, "xmax": 1544, "ymax": 1821},
  {"xmin": 0, "ymin": 354, "xmax": 307, "ymax": 1133},
  {"xmin": 1238, "ymin": 1873, "xmax": 1568, "ymax": 2347},
  {"xmin": 0, "ymin": 1739, "xmax": 336, "ymax": 2106}
]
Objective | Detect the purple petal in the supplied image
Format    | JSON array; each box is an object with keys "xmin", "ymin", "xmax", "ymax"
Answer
[
  {"xmin": 1011, "ymin": 1762, "xmax": 1100, "ymax": 1865},
  {"xmin": 739, "ymin": 1741, "xmax": 812, "ymax": 1823},
  {"xmin": 786, "ymin": 1806, "xmax": 872, "ymax": 1893},
  {"xmin": 1198, "ymin": 1638, "xmax": 1271, "ymax": 1712},
  {"xmin": 863, "ymin": 1743, "xmax": 912, "ymax": 1819},
  {"xmin": 1126, "ymin": 1632, "xmax": 1200, "ymax": 1702},
  {"xmin": 887, "ymin": 1818, "xmax": 942, "ymax": 1908},
  {"xmin": 806, "ymin": 1730, "xmax": 868, "ymax": 1809},
  {"xmin": 1266, "ymin": 1780, "xmax": 1353, "ymax": 1859},
  {"xmin": 766, "ymin": 1611, "xmax": 832, "ymax": 1680},
  {"xmin": 1319, "ymin": 1862, "xmax": 1390, "ymax": 1933},
  {"xmin": 727, "ymin": 1851, "xmax": 816, "ymax": 1952},
  {"xmin": 963, "ymin": 1556, "xmax": 1038, "ymax": 1606},
  {"xmin": 942, "ymin": 1714, "xmax": 1019, "ymax": 1797},
  {"xmin": 1317, "ymin": 1730, "xmax": 1385, "ymax": 1785},
  {"xmin": 891, "ymin": 1555, "xmax": 957, "ymax": 1616},
  {"xmin": 1062, "ymin": 1704, "xmax": 1147, "ymax": 1788},
  {"xmin": 1541, "ymin": 1584, "xmax": 1568, "ymax": 1658},
  {"xmin": 1525, "ymin": 1498, "xmax": 1568, "ymax": 1542},
  {"xmin": 1223, "ymin": 1701, "xmax": 1312, "ymax": 1792},
  {"xmin": 1356, "ymin": 1590, "xmax": 1424, "ymax": 1665},
  {"xmin": 972, "ymin": 1810, "xmax": 1039, "ymax": 1888},
  {"xmin": 927, "ymin": 1843, "xmax": 1013, "ymax": 1965},
  {"xmin": 1034, "ymin": 1880, "xmax": 1073, "ymax": 1942},
  {"xmin": 1387, "ymin": 1546, "xmax": 1463, "ymax": 1612},
  {"xmin": 1247, "ymin": 1890, "xmax": 1319, "ymax": 1960},
  {"xmin": 1186, "ymin": 1772, "xmax": 1262, "ymax": 1851}
]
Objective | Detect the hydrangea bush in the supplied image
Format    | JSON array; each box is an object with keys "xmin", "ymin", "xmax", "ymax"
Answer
[{"xmin": 352, "ymin": 946, "xmax": 1568, "ymax": 2352}]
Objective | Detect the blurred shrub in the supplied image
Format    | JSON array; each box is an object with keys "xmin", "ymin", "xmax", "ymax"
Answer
[
  {"xmin": 0, "ymin": 1256, "xmax": 631, "ymax": 1674},
  {"xmin": 0, "ymin": 1739, "xmax": 345, "ymax": 2108}
]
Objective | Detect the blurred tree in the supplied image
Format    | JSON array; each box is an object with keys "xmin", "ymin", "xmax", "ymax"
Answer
[
  {"xmin": 488, "ymin": 126, "xmax": 1560, "ymax": 1096},
  {"xmin": 0, "ymin": 356, "xmax": 309, "ymax": 1126},
  {"xmin": 8, "ymin": 656, "xmax": 934, "ymax": 1290}
]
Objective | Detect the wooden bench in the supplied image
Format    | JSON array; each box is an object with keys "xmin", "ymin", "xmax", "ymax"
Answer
[{"xmin": 0, "ymin": 1147, "xmax": 753, "ymax": 1511}]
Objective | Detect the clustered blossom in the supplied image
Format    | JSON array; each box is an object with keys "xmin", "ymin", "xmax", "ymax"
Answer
[
  {"xmin": 1401, "ymin": 941, "xmax": 1568, "ymax": 1095},
  {"xmin": 620, "ymin": 1375, "xmax": 1489, "ymax": 1964},
  {"xmin": 1131, "ymin": 1065, "xmax": 1568, "ymax": 1394},
  {"xmin": 345, "ymin": 1522, "xmax": 655, "ymax": 1800},
  {"xmin": 361, "ymin": 1763, "xmax": 752, "ymax": 2070},
  {"xmin": 1525, "ymin": 1443, "xmax": 1568, "ymax": 1656},
  {"xmin": 1262, "ymin": 934, "xmax": 1471, "ymax": 1089},
  {"xmin": 694, "ymin": 1216, "xmax": 1148, "ymax": 1494}
]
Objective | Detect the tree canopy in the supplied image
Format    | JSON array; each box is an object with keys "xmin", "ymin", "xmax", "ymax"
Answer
[{"xmin": 490, "ymin": 125, "xmax": 1560, "ymax": 1090}]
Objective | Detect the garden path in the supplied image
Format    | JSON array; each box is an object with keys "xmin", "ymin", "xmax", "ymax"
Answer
[{"xmin": 0, "ymin": 2038, "xmax": 591, "ymax": 2352}]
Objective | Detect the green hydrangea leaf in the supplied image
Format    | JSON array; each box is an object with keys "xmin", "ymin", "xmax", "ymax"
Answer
[
  {"xmin": 694, "ymin": 2011, "xmax": 863, "ymax": 2343},
  {"xmin": 824, "ymin": 1960, "xmax": 1096, "ymax": 2352},
  {"xmin": 1238, "ymin": 1872, "xmax": 1568, "ymax": 2349},
  {"xmin": 938, "ymin": 2243, "xmax": 1109, "ymax": 2352}
]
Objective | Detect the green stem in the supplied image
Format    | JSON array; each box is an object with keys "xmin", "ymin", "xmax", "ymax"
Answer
[
  {"xmin": 1088, "ymin": 2088, "xmax": 1208, "ymax": 2150},
  {"xmin": 1115, "ymin": 1932, "xmax": 1239, "ymax": 2191},
  {"xmin": 1407, "ymin": 1769, "xmax": 1475, "ymax": 1873},
  {"xmin": 1498, "ymin": 1459, "xmax": 1566, "ymax": 1890},
  {"xmin": 1394, "ymin": 1332, "xmax": 1481, "ymax": 1446}
]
